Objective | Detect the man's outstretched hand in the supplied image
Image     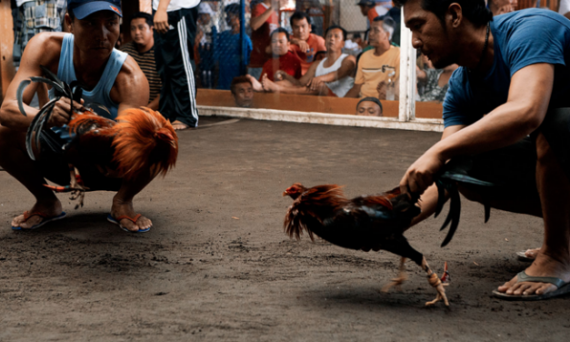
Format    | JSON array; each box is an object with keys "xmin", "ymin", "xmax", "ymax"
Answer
[{"xmin": 400, "ymin": 150, "xmax": 445, "ymax": 196}]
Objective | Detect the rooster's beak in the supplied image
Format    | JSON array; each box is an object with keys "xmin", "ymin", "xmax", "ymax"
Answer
[{"xmin": 282, "ymin": 191, "xmax": 289, "ymax": 197}]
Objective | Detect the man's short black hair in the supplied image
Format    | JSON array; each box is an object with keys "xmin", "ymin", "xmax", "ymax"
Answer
[
  {"xmin": 130, "ymin": 12, "xmax": 153, "ymax": 27},
  {"xmin": 271, "ymin": 27, "xmax": 290, "ymax": 41},
  {"xmin": 225, "ymin": 3, "xmax": 240, "ymax": 16},
  {"xmin": 290, "ymin": 11, "xmax": 311, "ymax": 27},
  {"xmin": 324, "ymin": 25, "xmax": 347, "ymax": 41},
  {"xmin": 230, "ymin": 76, "xmax": 252, "ymax": 94},
  {"xmin": 393, "ymin": 0, "xmax": 492, "ymax": 27}
]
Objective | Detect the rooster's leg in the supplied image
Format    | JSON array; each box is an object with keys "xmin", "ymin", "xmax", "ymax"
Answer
[
  {"xmin": 421, "ymin": 257, "xmax": 449, "ymax": 307},
  {"xmin": 381, "ymin": 257, "xmax": 408, "ymax": 293},
  {"xmin": 63, "ymin": 166, "xmax": 88, "ymax": 209}
]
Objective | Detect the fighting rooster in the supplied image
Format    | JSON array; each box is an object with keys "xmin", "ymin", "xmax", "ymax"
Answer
[
  {"xmin": 19, "ymin": 66, "xmax": 178, "ymax": 210},
  {"xmin": 283, "ymin": 184, "xmax": 450, "ymax": 307}
]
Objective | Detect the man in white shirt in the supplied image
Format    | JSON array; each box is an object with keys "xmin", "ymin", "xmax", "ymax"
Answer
[{"xmin": 153, "ymin": 0, "xmax": 200, "ymax": 130}]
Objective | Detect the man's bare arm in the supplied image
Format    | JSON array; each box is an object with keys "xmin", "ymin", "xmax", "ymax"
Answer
[
  {"xmin": 307, "ymin": 55, "xmax": 356, "ymax": 90},
  {"xmin": 147, "ymin": 95, "xmax": 160, "ymax": 111},
  {"xmin": 111, "ymin": 57, "xmax": 150, "ymax": 113},
  {"xmin": 344, "ymin": 83, "xmax": 362, "ymax": 98},
  {"xmin": 154, "ymin": 0, "xmax": 172, "ymax": 34},
  {"xmin": 250, "ymin": 6, "xmax": 274, "ymax": 31},
  {"xmin": 0, "ymin": 33, "xmax": 76, "ymax": 131},
  {"xmin": 401, "ymin": 63, "xmax": 554, "ymax": 194}
]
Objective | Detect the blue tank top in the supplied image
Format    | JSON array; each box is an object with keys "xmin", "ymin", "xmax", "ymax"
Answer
[{"xmin": 55, "ymin": 33, "xmax": 128, "ymax": 119}]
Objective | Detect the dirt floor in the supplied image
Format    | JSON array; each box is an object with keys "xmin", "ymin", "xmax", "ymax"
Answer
[{"xmin": 0, "ymin": 116, "xmax": 569, "ymax": 341}]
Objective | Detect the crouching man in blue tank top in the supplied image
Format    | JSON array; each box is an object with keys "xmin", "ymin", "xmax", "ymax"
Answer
[{"xmin": 0, "ymin": 0, "xmax": 156, "ymax": 232}]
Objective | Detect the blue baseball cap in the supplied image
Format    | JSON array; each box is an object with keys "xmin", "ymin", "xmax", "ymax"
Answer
[{"xmin": 68, "ymin": 0, "xmax": 122, "ymax": 20}]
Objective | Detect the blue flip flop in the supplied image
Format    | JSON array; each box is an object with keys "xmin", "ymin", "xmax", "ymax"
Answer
[
  {"xmin": 492, "ymin": 271, "xmax": 570, "ymax": 301},
  {"xmin": 107, "ymin": 214, "xmax": 151, "ymax": 233},
  {"xmin": 12, "ymin": 211, "xmax": 67, "ymax": 231}
]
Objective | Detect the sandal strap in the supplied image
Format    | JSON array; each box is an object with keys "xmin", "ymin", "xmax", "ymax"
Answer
[
  {"xmin": 23, "ymin": 211, "xmax": 49, "ymax": 221},
  {"xmin": 517, "ymin": 271, "xmax": 566, "ymax": 289},
  {"xmin": 114, "ymin": 213, "xmax": 142, "ymax": 224}
]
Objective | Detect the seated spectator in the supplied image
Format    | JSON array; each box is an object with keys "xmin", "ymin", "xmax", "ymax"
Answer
[
  {"xmin": 357, "ymin": 0, "xmax": 392, "ymax": 27},
  {"xmin": 120, "ymin": 12, "xmax": 162, "ymax": 110},
  {"xmin": 287, "ymin": 11, "xmax": 326, "ymax": 75},
  {"xmin": 253, "ymin": 25, "xmax": 356, "ymax": 97},
  {"xmin": 346, "ymin": 16, "xmax": 399, "ymax": 99},
  {"xmin": 356, "ymin": 97, "xmax": 383, "ymax": 116},
  {"xmin": 215, "ymin": 4, "xmax": 253, "ymax": 90},
  {"xmin": 230, "ymin": 76, "xmax": 254, "ymax": 108},
  {"xmin": 260, "ymin": 28, "xmax": 302, "ymax": 82},
  {"xmin": 249, "ymin": 0, "xmax": 278, "ymax": 79},
  {"xmin": 416, "ymin": 55, "xmax": 458, "ymax": 103},
  {"xmin": 488, "ymin": 0, "xmax": 517, "ymax": 15},
  {"xmin": 195, "ymin": 3, "xmax": 217, "ymax": 88}
]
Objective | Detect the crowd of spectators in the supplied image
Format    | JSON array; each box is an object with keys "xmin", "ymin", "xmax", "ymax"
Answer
[{"xmin": 9, "ymin": 0, "xmax": 570, "ymax": 121}]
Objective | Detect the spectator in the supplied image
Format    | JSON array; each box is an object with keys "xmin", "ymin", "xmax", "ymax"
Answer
[
  {"xmin": 195, "ymin": 3, "xmax": 217, "ymax": 88},
  {"xmin": 121, "ymin": 12, "xmax": 162, "ymax": 111},
  {"xmin": 288, "ymin": 11, "xmax": 326, "ymax": 75},
  {"xmin": 256, "ymin": 25, "xmax": 356, "ymax": 98},
  {"xmin": 488, "ymin": 0, "xmax": 517, "ymax": 15},
  {"xmin": 357, "ymin": 0, "xmax": 392, "ymax": 27},
  {"xmin": 249, "ymin": 0, "xmax": 278, "ymax": 79},
  {"xmin": 153, "ymin": 0, "xmax": 200, "ymax": 130},
  {"xmin": 416, "ymin": 55, "xmax": 458, "ymax": 103},
  {"xmin": 346, "ymin": 16, "xmax": 399, "ymax": 99},
  {"xmin": 559, "ymin": 0, "xmax": 570, "ymax": 19},
  {"xmin": 356, "ymin": 97, "xmax": 383, "ymax": 116},
  {"xmin": 230, "ymin": 76, "xmax": 254, "ymax": 108},
  {"xmin": 260, "ymin": 28, "xmax": 302, "ymax": 82},
  {"xmin": 13, "ymin": 0, "xmax": 67, "ymax": 69},
  {"xmin": 215, "ymin": 4, "xmax": 253, "ymax": 90}
]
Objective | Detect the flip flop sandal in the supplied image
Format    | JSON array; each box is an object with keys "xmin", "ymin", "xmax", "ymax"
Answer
[
  {"xmin": 492, "ymin": 271, "xmax": 570, "ymax": 301},
  {"xmin": 12, "ymin": 211, "xmax": 67, "ymax": 231},
  {"xmin": 107, "ymin": 213, "xmax": 151, "ymax": 233}
]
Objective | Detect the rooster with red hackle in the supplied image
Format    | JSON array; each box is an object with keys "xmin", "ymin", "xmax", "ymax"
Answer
[
  {"xmin": 283, "ymin": 183, "xmax": 450, "ymax": 307},
  {"xmin": 19, "ymin": 66, "xmax": 178, "ymax": 210}
]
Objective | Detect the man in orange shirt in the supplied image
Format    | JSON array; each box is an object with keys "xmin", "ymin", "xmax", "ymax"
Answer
[
  {"xmin": 357, "ymin": 0, "xmax": 393, "ymax": 27},
  {"xmin": 288, "ymin": 11, "xmax": 326, "ymax": 75},
  {"xmin": 249, "ymin": 0, "xmax": 278, "ymax": 80}
]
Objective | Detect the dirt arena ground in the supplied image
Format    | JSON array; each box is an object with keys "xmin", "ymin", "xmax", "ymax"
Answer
[{"xmin": 0, "ymin": 116, "xmax": 568, "ymax": 341}]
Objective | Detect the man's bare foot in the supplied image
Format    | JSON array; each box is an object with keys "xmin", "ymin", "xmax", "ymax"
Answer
[
  {"xmin": 171, "ymin": 120, "xmax": 189, "ymax": 131},
  {"xmin": 497, "ymin": 252, "xmax": 570, "ymax": 296},
  {"xmin": 110, "ymin": 199, "xmax": 152, "ymax": 232},
  {"xmin": 11, "ymin": 199, "xmax": 63, "ymax": 229}
]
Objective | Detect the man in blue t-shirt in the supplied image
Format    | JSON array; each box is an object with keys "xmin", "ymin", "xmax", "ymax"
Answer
[
  {"xmin": 395, "ymin": 0, "xmax": 570, "ymax": 300},
  {"xmin": 215, "ymin": 3, "xmax": 252, "ymax": 90}
]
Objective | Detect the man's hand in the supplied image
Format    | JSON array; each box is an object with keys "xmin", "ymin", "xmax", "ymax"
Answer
[
  {"xmin": 48, "ymin": 97, "xmax": 84, "ymax": 128},
  {"xmin": 400, "ymin": 151, "xmax": 445, "ymax": 196},
  {"xmin": 292, "ymin": 38, "xmax": 310, "ymax": 53},
  {"xmin": 306, "ymin": 76, "xmax": 326, "ymax": 91},
  {"xmin": 154, "ymin": 9, "xmax": 169, "ymax": 34}
]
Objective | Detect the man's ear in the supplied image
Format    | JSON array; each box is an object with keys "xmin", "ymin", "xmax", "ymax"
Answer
[
  {"xmin": 65, "ymin": 13, "xmax": 74, "ymax": 33},
  {"xmin": 447, "ymin": 3, "xmax": 463, "ymax": 29}
]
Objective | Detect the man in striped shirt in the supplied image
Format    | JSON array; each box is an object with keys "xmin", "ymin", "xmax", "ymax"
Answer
[{"xmin": 121, "ymin": 12, "xmax": 162, "ymax": 110}]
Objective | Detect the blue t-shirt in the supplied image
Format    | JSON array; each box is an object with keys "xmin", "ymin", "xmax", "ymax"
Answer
[
  {"xmin": 443, "ymin": 9, "xmax": 570, "ymax": 128},
  {"xmin": 215, "ymin": 30, "xmax": 252, "ymax": 90}
]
